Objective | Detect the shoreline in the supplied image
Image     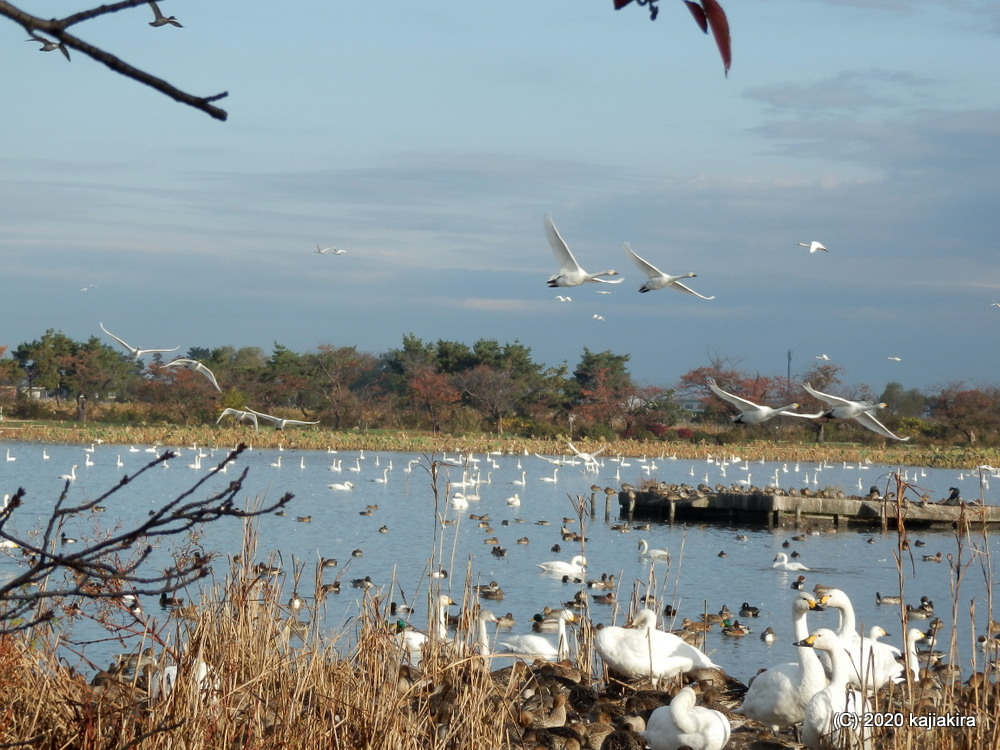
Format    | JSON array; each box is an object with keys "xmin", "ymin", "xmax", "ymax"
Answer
[{"xmin": 1, "ymin": 420, "xmax": 996, "ymax": 469}]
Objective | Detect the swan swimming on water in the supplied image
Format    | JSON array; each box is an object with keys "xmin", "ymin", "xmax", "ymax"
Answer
[
  {"xmin": 537, "ymin": 555, "xmax": 586, "ymax": 577},
  {"xmin": 772, "ymin": 553, "xmax": 809, "ymax": 571},
  {"xmin": 622, "ymin": 242, "xmax": 715, "ymax": 299},
  {"xmin": 544, "ymin": 214, "xmax": 624, "ymax": 287}
]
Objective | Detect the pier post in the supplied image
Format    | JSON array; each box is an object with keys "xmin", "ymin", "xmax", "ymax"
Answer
[{"xmin": 668, "ymin": 500, "xmax": 676, "ymax": 525}]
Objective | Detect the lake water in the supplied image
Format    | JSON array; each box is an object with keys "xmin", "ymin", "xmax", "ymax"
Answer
[{"xmin": 1, "ymin": 440, "xmax": 997, "ymax": 683}]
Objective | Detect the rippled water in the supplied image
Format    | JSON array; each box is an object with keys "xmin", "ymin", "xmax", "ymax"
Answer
[{"xmin": 1, "ymin": 440, "xmax": 997, "ymax": 683}]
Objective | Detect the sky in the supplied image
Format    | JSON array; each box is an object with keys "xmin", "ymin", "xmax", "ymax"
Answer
[{"xmin": 3, "ymin": 0, "xmax": 999, "ymax": 398}]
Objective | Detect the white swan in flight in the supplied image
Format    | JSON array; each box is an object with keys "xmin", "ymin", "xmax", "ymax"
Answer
[
  {"xmin": 216, "ymin": 408, "xmax": 259, "ymax": 431},
  {"xmin": 316, "ymin": 245, "xmax": 347, "ymax": 255},
  {"xmin": 622, "ymin": 243, "xmax": 714, "ymax": 299},
  {"xmin": 163, "ymin": 359, "xmax": 222, "ymax": 391},
  {"xmin": 147, "ymin": 0, "xmax": 183, "ymax": 27},
  {"xmin": 707, "ymin": 378, "xmax": 818, "ymax": 424},
  {"xmin": 100, "ymin": 323, "xmax": 179, "ymax": 361},
  {"xmin": 544, "ymin": 214, "xmax": 623, "ymax": 287},
  {"xmin": 244, "ymin": 408, "xmax": 319, "ymax": 431},
  {"xmin": 797, "ymin": 241, "xmax": 827, "ymax": 253},
  {"xmin": 802, "ymin": 382, "xmax": 910, "ymax": 441}
]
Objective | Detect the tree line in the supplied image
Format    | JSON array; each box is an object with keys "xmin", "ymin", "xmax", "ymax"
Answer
[{"xmin": 2, "ymin": 330, "xmax": 998, "ymax": 446}]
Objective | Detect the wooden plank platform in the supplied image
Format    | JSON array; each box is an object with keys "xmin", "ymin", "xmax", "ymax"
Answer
[{"xmin": 618, "ymin": 489, "xmax": 1000, "ymax": 529}]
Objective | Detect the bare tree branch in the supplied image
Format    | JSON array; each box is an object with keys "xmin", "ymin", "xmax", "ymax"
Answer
[{"xmin": 0, "ymin": 0, "xmax": 228, "ymax": 120}]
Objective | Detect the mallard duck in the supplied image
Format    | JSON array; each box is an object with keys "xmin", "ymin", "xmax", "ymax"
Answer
[{"xmin": 722, "ymin": 619, "xmax": 751, "ymax": 636}]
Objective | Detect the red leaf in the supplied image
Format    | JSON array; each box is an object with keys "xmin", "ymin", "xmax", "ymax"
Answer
[
  {"xmin": 683, "ymin": 1, "xmax": 708, "ymax": 34},
  {"xmin": 613, "ymin": 0, "xmax": 634, "ymax": 9},
  {"xmin": 700, "ymin": 0, "xmax": 732, "ymax": 76}
]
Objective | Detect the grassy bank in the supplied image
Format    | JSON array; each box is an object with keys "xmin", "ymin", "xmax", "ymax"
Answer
[{"xmin": 1, "ymin": 419, "xmax": 998, "ymax": 470}]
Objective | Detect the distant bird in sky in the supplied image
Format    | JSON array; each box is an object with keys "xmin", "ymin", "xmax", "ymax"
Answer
[
  {"xmin": 802, "ymin": 382, "xmax": 910, "ymax": 441},
  {"xmin": 815, "ymin": 354, "xmax": 830, "ymax": 361},
  {"xmin": 216, "ymin": 408, "xmax": 259, "ymax": 431},
  {"xmin": 622, "ymin": 242, "xmax": 715, "ymax": 299},
  {"xmin": 316, "ymin": 245, "xmax": 347, "ymax": 255},
  {"xmin": 596, "ymin": 290, "xmax": 613, "ymax": 295},
  {"xmin": 544, "ymin": 214, "xmax": 624, "ymax": 288},
  {"xmin": 797, "ymin": 241, "xmax": 828, "ymax": 254},
  {"xmin": 592, "ymin": 314, "xmax": 605, "ymax": 321},
  {"xmin": 163, "ymin": 358, "xmax": 222, "ymax": 391},
  {"xmin": 80, "ymin": 284, "xmax": 95, "ymax": 292},
  {"xmin": 707, "ymin": 378, "xmax": 818, "ymax": 424},
  {"xmin": 245, "ymin": 408, "xmax": 319, "ymax": 431},
  {"xmin": 25, "ymin": 31, "xmax": 70, "ymax": 61},
  {"xmin": 147, "ymin": 1, "xmax": 183, "ymax": 27},
  {"xmin": 555, "ymin": 295, "xmax": 572, "ymax": 302},
  {"xmin": 992, "ymin": 302, "xmax": 1000, "ymax": 308},
  {"xmin": 887, "ymin": 356, "xmax": 902, "ymax": 362},
  {"xmin": 99, "ymin": 322, "xmax": 179, "ymax": 361}
]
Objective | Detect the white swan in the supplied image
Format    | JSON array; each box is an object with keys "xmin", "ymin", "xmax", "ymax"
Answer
[
  {"xmin": 315, "ymin": 245, "xmax": 347, "ymax": 255},
  {"xmin": 327, "ymin": 481, "xmax": 353, "ymax": 491},
  {"xmin": 736, "ymin": 592, "xmax": 828, "ymax": 731},
  {"xmin": 58, "ymin": 465, "xmax": 78, "ymax": 482},
  {"xmin": 450, "ymin": 493, "xmax": 469, "ymax": 510},
  {"xmin": 537, "ymin": 555, "xmax": 586, "ymax": 577},
  {"xmin": 163, "ymin": 358, "xmax": 222, "ymax": 391},
  {"xmin": 245, "ymin": 407, "xmax": 319, "ymax": 431},
  {"xmin": 707, "ymin": 378, "xmax": 815, "ymax": 425},
  {"xmin": 622, "ymin": 242, "xmax": 715, "ymax": 299},
  {"xmin": 538, "ymin": 467, "xmax": 559, "ymax": 483},
  {"xmin": 795, "ymin": 628, "xmax": 873, "ymax": 750},
  {"xmin": 498, "ymin": 609, "xmax": 575, "ymax": 660},
  {"xmin": 216, "ymin": 407, "xmax": 259, "ymax": 431},
  {"xmin": 772, "ymin": 553, "xmax": 809, "ymax": 571},
  {"xmin": 643, "ymin": 686, "xmax": 730, "ymax": 750},
  {"xmin": 5, "ymin": 448, "xmax": 14, "ymax": 462},
  {"xmin": 817, "ymin": 588, "xmax": 905, "ymax": 692},
  {"xmin": 637, "ymin": 539, "xmax": 670, "ymax": 561},
  {"xmin": 802, "ymin": 383, "xmax": 909, "ymax": 441},
  {"xmin": 394, "ymin": 595, "xmax": 455, "ymax": 664},
  {"xmin": 544, "ymin": 214, "xmax": 624, "ymax": 287},
  {"xmin": 902, "ymin": 628, "xmax": 925, "ymax": 682},
  {"xmin": 567, "ymin": 441, "xmax": 605, "ymax": 470},
  {"xmin": 505, "ymin": 493, "xmax": 521, "ymax": 507},
  {"xmin": 797, "ymin": 241, "xmax": 828, "ymax": 253},
  {"xmin": 99, "ymin": 322, "xmax": 179, "ymax": 361},
  {"xmin": 595, "ymin": 609, "xmax": 717, "ymax": 686}
]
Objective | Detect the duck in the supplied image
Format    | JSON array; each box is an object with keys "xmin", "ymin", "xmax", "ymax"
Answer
[
  {"xmin": 594, "ymin": 609, "xmax": 717, "ymax": 686},
  {"xmin": 875, "ymin": 591, "xmax": 902, "ymax": 605},
  {"xmin": 791, "ymin": 575, "xmax": 807, "ymax": 590},
  {"xmin": 794, "ymin": 628, "xmax": 873, "ymax": 750},
  {"xmin": 722, "ymin": 619, "xmax": 751, "ymax": 636},
  {"xmin": 498, "ymin": 609, "xmax": 576, "ymax": 661},
  {"xmin": 739, "ymin": 602, "xmax": 760, "ymax": 618},
  {"xmin": 736, "ymin": 592, "xmax": 828, "ymax": 731},
  {"xmin": 706, "ymin": 377, "xmax": 813, "ymax": 424},
  {"xmin": 772, "ymin": 552, "xmax": 809, "ymax": 571},
  {"xmin": 476, "ymin": 581, "xmax": 505, "ymax": 600},
  {"xmin": 544, "ymin": 214, "xmax": 624, "ymax": 287},
  {"xmin": 642, "ymin": 685, "xmax": 730, "ymax": 750},
  {"xmin": 537, "ymin": 554, "xmax": 586, "ymax": 577},
  {"xmin": 637, "ymin": 538, "xmax": 670, "ymax": 561},
  {"xmin": 922, "ymin": 551, "xmax": 943, "ymax": 563},
  {"xmin": 147, "ymin": 0, "xmax": 183, "ymax": 27},
  {"xmin": 760, "ymin": 626, "xmax": 777, "ymax": 644},
  {"xmin": 622, "ymin": 242, "xmax": 714, "ymax": 299},
  {"xmin": 801, "ymin": 382, "xmax": 909, "ymax": 441}
]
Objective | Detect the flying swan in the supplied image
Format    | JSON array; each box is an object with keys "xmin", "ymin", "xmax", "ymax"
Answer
[
  {"xmin": 544, "ymin": 214, "xmax": 624, "ymax": 287},
  {"xmin": 623, "ymin": 242, "xmax": 714, "ymax": 299},
  {"xmin": 99, "ymin": 323, "xmax": 179, "ymax": 361},
  {"xmin": 802, "ymin": 382, "xmax": 910, "ymax": 441},
  {"xmin": 707, "ymin": 378, "xmax": 818, "ymax": 424}
]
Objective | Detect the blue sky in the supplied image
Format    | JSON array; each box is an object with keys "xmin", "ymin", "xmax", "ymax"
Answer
[{"xmin": 3, "ymin": 0, "xmax": 999, "ymax": 397}]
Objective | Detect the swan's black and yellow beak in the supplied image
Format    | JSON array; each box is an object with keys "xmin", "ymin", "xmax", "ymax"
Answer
[{"xmin": 793, "ymin": 634, "xmax": 818, "ymax": 648}]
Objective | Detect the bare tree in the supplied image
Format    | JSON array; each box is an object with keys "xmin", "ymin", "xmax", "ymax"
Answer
[
  {"xmin": 0, "ymin": 444, "xmax": 290, "ymax": 633},
  {"xmin": 2, "ymin": 0, "xmax": 228, "ymax": 120}
]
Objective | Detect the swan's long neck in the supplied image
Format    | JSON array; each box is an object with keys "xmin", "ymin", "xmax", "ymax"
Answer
[
  {"xmin": 433, "ymin": 601, "xmax": 449, "ymax": 640},
  {"xmin": 793, "ymin": 605, "xmax": 826, "ymax": 686},
  {"xmin": 556, "ymin": 617, "xmax": 570, "ymax": 661},
  {"xmin": 835, "ymin": 602, "xmax": 857, "ymax": 642},
  {"xmin": 669, "ymin": 690, "xmax": 700, "ymax": 735}
]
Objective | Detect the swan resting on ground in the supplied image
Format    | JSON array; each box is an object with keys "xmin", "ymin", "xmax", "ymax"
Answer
[
  {"xmin": 497, "ymin": 609, "xmax": 575, "ymax": 661},
  {"xmin": 643, "ymin": 686, "xmax": 730, "ymax": 750},
  {"xmin": 595, "ymin": 609, "xmax": 717, "ymax": 686}
]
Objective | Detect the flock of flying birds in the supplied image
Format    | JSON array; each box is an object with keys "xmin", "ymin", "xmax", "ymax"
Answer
[
  {"xmin": 97, "ymin": 323, "xmax": 316, "ymax": 432},
  {"xmin": 24, "ymin": 1, "xmax": 181, "ymax": 62}
]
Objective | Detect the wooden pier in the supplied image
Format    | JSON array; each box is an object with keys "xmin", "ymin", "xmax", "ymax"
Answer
[{"xmin": 618, "ymin": 489, "xmax": 1000, "ymax": 529}]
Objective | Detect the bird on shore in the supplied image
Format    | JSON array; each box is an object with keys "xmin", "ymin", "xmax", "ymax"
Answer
[
  {"xmin": 622, "ymin": 242, "xmax": 714, "ymax": 299},
  {"xmin": 707, "ymin": 378, "xmax": 815, "ymax": 424},
  {"xmin": 544, "ymin": 214, "xmax": 623, "ymax": 287},
  {"xmin": 99, "ymin": 323, "xmax": 179, "ymax": 361},
  {"xmin": 25, "ymin": 31, "xmax": 70, "ymax": 61},
  {"xmin": 802, "ymin": 382, "xmax": 909, "ymax": 441},
  {"xmin": 163, "ymin": 359, "xmax": 222, "ymax": 391},
  {"xmin": 642, "ymin": 685, "xmax": 730, "ymax": 750},
  {"xmin": 797, "ymin": 240, "xmax": 827, "ymax": 253},
  {"xmin": 147, "ymin": 1, "xmax": 182, "ymax": 27},
  {"xmin": 244, "ymin": 408, "xmax": 319, "ymax": 430}
]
